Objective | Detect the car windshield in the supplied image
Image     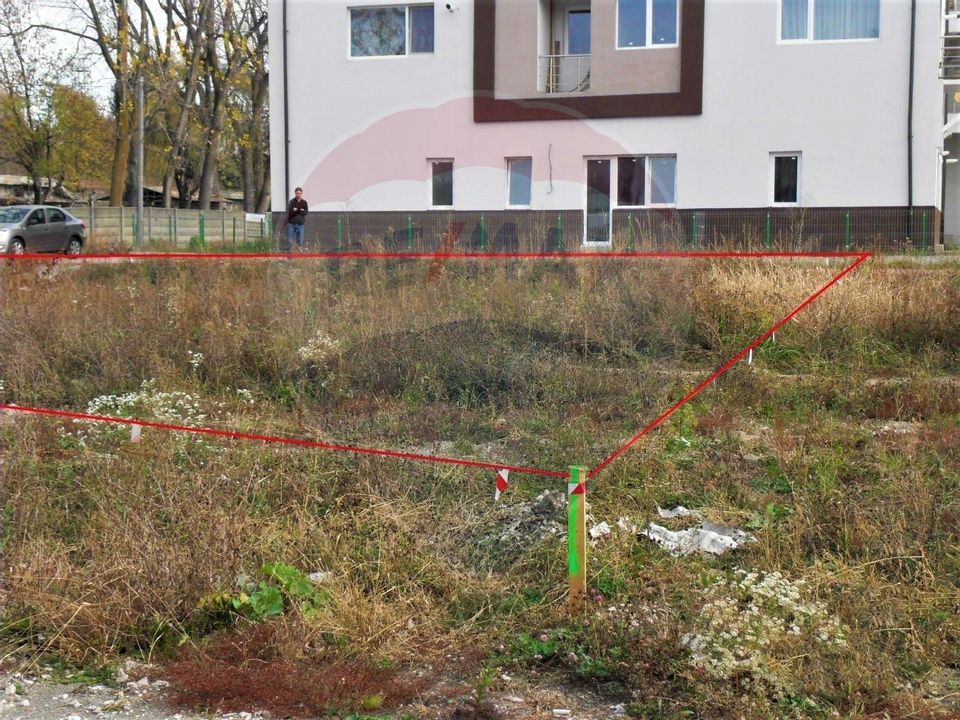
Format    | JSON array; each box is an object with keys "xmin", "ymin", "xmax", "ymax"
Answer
[{"xmin": 0, "ymin": 208, "xmax": 28, "ymax": 223}]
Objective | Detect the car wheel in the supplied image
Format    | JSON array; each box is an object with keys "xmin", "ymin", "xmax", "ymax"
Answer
[
  {"xmin": 10, "ymin": 239, "xmax": 25, "ymax": 255},
  {"xmin": 65, "ymin": 237, "xmax": 82, "ymax": 256}
]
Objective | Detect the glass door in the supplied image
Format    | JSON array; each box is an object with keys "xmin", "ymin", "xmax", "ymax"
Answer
[{"xmin": 585, "ymin": 158, "xmax": 610, "ymax": 244}]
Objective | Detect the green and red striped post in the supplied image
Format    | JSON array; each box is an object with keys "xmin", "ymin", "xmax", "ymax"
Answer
[{"xmin": 567, "ymin": 465, "xmax": 587, "ymax": 613}]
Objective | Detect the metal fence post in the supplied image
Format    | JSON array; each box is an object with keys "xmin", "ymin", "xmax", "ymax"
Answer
[
  {"xmin": 844, "ymin": 211, "xmax": 852, "ymax": 251},
  {"xmin": 627, "ymin": 212, "xmax": 634, "ymax": 252},
  {"xmin": 765, "ymin": 211, "xmax": 772, "ymax": 249},
  {"xmin": 407, "ymin": 213, "xmax": 413, "ymax": 251},
  {"xmin": 147, "ymin": 206, "xmax": 152, "ymax": 244},
  {"xmin": 173, "ymin": 208, "xmax": 179, "ymax": 247},
  {"xmin": 119, "ymin": 205, "xmax": 124, "ymax": 245},
  {"xmin": 199, "ymin": 212, "xmax": 205, "ymax": 244},
  {"xmin": 337, "ymin": 215, "xmax": 343, "ymax": 250}
]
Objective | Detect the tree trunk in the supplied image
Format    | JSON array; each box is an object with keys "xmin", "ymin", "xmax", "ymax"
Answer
[{"xmin": 108, "ymin": 0, "xmax": 131, "ymax": 206}]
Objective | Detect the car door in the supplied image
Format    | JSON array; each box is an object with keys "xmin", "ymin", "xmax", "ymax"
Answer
[
  {"xmin": 46, "ymin": 207, "xmax": 68, "ymax": 251},
  {"xmin": 23, "ymin": 209, "xmax": 48, "ymax": 251}
]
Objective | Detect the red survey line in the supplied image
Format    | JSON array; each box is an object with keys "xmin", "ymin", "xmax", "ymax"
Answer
[
  {"xmin": 0, "ymin": 404, "xmax": 567, "ymax": 479},
  {"xmin": 6, "ymin": 250, "xmax": 868, "ymax": 262},
  {"xmin": 2, "ymin": 251, "xmax": 870, "ymax": 483},
  {"xmin": 586, "ymin": 252, "xmax": 872, "ymax": 480}
]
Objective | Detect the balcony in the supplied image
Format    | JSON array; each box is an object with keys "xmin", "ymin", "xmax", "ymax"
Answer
[
  {"xmin": 538, "ymin": 54, "xmax": 591, "ymax": 93},
  {"xmin": 942, "ymin": 33, "xmax": 960, "ymax": 80}
]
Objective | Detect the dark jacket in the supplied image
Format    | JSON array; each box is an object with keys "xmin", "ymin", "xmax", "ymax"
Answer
[{"xmin": 288, "ymin": 197, "xmax": 308, "ymax": 225}]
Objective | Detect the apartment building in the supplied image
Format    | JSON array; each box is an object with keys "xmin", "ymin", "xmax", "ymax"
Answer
[{"xmin": 269, "ymin": 0, "xmax": 949, "ymax": 250}]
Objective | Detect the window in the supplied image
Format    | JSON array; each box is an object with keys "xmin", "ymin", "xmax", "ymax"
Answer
[
  {"xmin": 350, "ymin": 4, "xmax": 434, "ymax": 57},
  {"xmin": 48, "ymin": 208, "xmax": 66, "ymax": 223},
  {"xmin": 616, "ymin": 155, "xmax": 676, "ymax": 206},
  {"xmin": 781, "ymin": 0, "xmax": 879, "ymax": 41},
  {"xmin": 27, "ymin": 210, "xmax": 45, "ymax": 226},
  {"xmin": 771, "ymin": 153, "xmax": 800, "ymax": 204},
  {"xmin": 617, "ymin": 0, "xmax": 678, "ymax": 48},
  {"xmin": 430, "ymin": 159, "xmax": 453, "ymax": 207},
  {"xmin": 507, "ymin": 157, "xmax": 532, "ymax": 207},
  {"xmin": 567, "ymin": 9, "xmax": 591, "ymax": 54}
]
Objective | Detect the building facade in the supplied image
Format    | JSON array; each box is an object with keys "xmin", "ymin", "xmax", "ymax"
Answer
[{"xmin": 269, "ymin": 0, "xmax": 948, "ymax": 251}]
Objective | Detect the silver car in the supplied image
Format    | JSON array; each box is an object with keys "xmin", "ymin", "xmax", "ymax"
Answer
[{"xmin": 0, "ymin": 205, "xmax": 87, "ymax": 255}]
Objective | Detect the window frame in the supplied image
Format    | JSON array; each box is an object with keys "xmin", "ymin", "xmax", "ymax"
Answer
[
  {"xmin": 348, "ymin": 4, "xmax": 435, "ymax": 59},
  {"xmin": 428, "ymin": 158, "xmax": 454, "ymax": 208},
  {"xmin": 506, "ymin": 157, "xmax": 533, "ymax": 208},
  {"xmin": 769, "ymin": 152, "xmax": 802, "ymax": 206},
  {"xmin": 616, "ymin": 0, "xmax": 680, "ymax": 51},
  {"xmin": 777, "ymin": 0, "xmax": 880, "ymax": 44},
  {"xmin": 614, "ymin": 154, "xmax": 678, "ymax": 208}
]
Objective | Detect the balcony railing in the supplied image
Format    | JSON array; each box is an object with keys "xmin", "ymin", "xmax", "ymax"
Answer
[
  {"xmin": 538, "ymin": 54, "xmax": 591, "ymax": 93},
  {"xmin": 942, "ymin": 33, "xmax": 960, "ymax": 79}
]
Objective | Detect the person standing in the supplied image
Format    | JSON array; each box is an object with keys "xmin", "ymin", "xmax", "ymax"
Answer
[{"xmin": 286, "ymin": 187, "xmax": 308, "ymax": 251}]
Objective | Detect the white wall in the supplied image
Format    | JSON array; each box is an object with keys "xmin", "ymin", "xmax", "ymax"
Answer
[{"xmin": 270, "ymin": 0, "xmax": 945, "ymax": 213}]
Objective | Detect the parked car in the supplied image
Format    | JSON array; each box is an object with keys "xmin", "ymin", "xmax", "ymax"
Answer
[{"xmin": 0, "ymin": 205, "xmax": 86, "ymax": 255}]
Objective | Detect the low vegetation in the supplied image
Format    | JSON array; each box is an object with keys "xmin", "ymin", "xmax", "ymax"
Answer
[{"xmin": 1, "ymin": 256, "xmax": 958, "ymax": 718}]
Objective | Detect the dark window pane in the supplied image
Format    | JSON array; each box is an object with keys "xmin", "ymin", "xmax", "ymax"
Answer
[
  {"xmin": 568, "ymin": 10, "xmax": 591, "ymax": 54},
  {"xmin": 508, "ymin": 158, "xmax": 532, "ymax": 206},
  {"xmin": 774, "ymin": 155, "xmax": 799, "ymax": 203},
  {"xmin": 618, "ymin": 0, "xmax": 647, "ymax": 47},
  {"xmin": 652, "ymin": 0, "xmax": 677, "ymax": 44},
  {"xmin": 351, "ymin": 7, "xmax": 405, "ymax": 57},
  {"xmin": 617, "ymin": 156, "xmax": 645, "ymax": 206},
  {"xmin": 410, "ymin": 6, "xmax": 434, "ymax": 53},
  {"xmin": 432, "ymin": 161, "xmax": 453, "ymax": 206},
  {"xmin": 781, "ymin": 0, "xmax": 808, "ymax": 39}
]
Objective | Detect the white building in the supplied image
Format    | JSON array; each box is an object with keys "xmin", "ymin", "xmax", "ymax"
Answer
[{"xmin": 269, "ymin": 0, "xmax": 950, "ymax": 250}]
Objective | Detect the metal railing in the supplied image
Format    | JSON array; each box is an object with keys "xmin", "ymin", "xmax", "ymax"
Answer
[
  {"xmin": 941, "ymin": 33, "xmax": 960, "ymax": 79},
  {"xmin": 538, "ymin": 54, "xmax": 591, "ymax": 93}
]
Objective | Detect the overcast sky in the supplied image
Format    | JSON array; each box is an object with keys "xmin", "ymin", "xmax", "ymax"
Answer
[{"xmin": 34, "ymin": 0, "xmax": 123, "ymax": 109}]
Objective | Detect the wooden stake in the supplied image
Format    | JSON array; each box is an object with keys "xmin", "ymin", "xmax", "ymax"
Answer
[{"xmin": 567, "ymin": 465, "xmax": 587, "ymax": 613}]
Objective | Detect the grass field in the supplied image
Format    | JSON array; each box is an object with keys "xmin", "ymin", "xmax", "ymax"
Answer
[{"xmin": 1, "ymin": 256, "xmax": 958, "ymax": 719}]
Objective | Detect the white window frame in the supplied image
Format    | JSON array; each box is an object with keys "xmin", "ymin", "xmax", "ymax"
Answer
[
  {"xmin": 428, "ymin": 158, "xmax": 454, "ymax": 208},
  {"xmin": 769, "ymin": 152, "xmax": 802, "ymax": 206},
  {"xmin": 777, "ymin": 0, "xmax": 880, "ymax": 44},
  {"xmin": 506, "ymin": 157, "xmax": 533, "ymax": 208},
  {"xmin": 348, "ymin": 4, "xmax": 435, "ymax": 59},
  {"xmin": 614, "ymin": 154, "xmax": 678, "ymax": 208},
  {"xmin": 616, "ymin": 0, "xmax": 680, "ymax": 50}
]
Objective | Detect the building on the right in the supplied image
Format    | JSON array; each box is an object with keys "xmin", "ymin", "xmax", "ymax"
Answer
[{"xmin": 270, "ymin": 0, "xmax": 954, "ymax": 251}]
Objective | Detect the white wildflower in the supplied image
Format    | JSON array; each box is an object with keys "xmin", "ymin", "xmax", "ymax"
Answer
[{"xmin": 297, "ymin": 330, "xmax": 339, "ymax": 363}]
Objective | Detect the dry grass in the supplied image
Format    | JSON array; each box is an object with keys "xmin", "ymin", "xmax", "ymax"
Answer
[{"xmin": 1, "ymin": 256, "xmax": 959, "ymax": 718}]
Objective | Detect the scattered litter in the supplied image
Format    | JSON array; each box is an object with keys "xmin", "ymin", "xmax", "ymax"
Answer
[
  {"xmin": 308, "ymin": 571, "xmax": 332, "ymax": 584},
  {"xmin": 588, "ymin": 521, "xmax": 611, "ymax": 539},
  {"xmin": 552, "ymin": 710, "xmax": 572, "ymax": 718},
  {"xmin": 656, "ymin": 505, "xmax": 695, "ymax": 519},
  {"xmin": 3, "ymin": 685, "xmax": 15, "ymax": 696},
  {"xmin": 506, "ymin": 695, "xmax": 524, "ymax": 703},
  {"xmin": 616, "ymin": 517, "xmax": 637, "ymax": 533},
  {"xmin": 640, "ymin": 507, "xmax": 755, "ymax": 557}
]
